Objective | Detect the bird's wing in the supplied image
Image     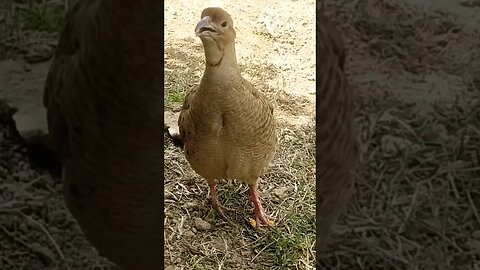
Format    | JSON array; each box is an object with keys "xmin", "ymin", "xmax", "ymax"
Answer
[
  {"xmin": 232, "ymin": 79, "xmax": 277, "ymax": 146},
  {"xmin": 244, "ymin": 79, "xmax": 275, "ymax": 123},
  {"xmin": 178, "ymin": 84, "xmax": 200, "ymax": 142}
]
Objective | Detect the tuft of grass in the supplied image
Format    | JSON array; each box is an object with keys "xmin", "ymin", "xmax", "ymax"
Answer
[
  {"xmin": 249, "ymin": 129, "xmax": 316, "ymax": 269},
  {"xmin": 2, "ymin": 0, "xmax": 65, "ymax": 35},
  {"xmin": 194, "ymin": 264, "xmax": 216, "ymax": 270},
  {"xmin": 168, "ymin": 91, "xmax": 185, "ymax": 103},
  {"xmin": 261, "ymin": 211, "xmax": 316, "ymax": 267},
  {"xmin": 164, "ymin": 66, "xmax": 187, "ymax": 108},
  {"xmin": 0, "ymin": 0, "xmax": 65, "ymax": 59},
  {"xmin": 165, "ymin": 86, "xmax": 186, "ymax": 107},
  {"xmin": 8, "ymin": 1, "xmax": 64, "ymax": 33},
  {"xmin": 164, "ymin": 43, "xmax": 204, "ymax": 109}
]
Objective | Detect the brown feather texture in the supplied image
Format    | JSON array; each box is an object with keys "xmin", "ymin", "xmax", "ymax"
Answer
[
  {"xmin": 43, "ymin": 1, "xmax": 163, "ymax": 269},
  {"xmin": 316, "ymin": 8, "xmax": 361, "ymax": 252},
  {"xmin": 178, "ymin": 7, "xmax": 278, "ymax": 228}
]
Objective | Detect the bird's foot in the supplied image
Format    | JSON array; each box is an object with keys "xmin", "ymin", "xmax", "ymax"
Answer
[
  {"xmin": 215, "ymin": 206, "xmax": 229, "ymax": 221},
  {"xmin": 249, "ymin": 208, "xmax": 277, "ymax": 229},
  {"xmin": 217, "ymin": 203, "xmax": 236, "ymax": 212},
  {"xmin": 212, "ymin": 201, "xmax": 235, "ymax": 221},
  {"xmin": 249, "ymin": 185, "xmax": 276, "ymax": 229},
  {"xmin": 209, "ymin": 181, "xmax": 235, "ymax": 222}
]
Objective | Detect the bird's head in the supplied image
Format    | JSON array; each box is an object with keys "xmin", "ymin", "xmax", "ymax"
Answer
[{"xmin": 195, "ymin": 7, "xmax": 237, "ymax": 67}]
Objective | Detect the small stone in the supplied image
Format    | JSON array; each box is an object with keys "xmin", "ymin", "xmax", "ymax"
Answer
[
  {"xmin": 466, "ymin": 239, "xmax": 480, "ymax": 253},
  {"xmin": 240, "ymin": 249, "xmax": 251, "ymax": 256},
  {"xmin": 194, "ymin": 217, "xmax": 211, "ymax": 231},
  {"xmin": 381, "ymin": 135, "xmax": 411, "ymax": 154},
  {"xmin": 378, "ymin": 111, "xmax": 395, "ymax": 122},
  {"xmin": 212, "ymin": 237, "xmax": 227, "ymax": 251},
  {"xmin": 422, "ymin": 124, "xmax": 449, "ymax": 142},
  {"xmin": 183, "ymin": 230, "xmax": 195, "ymax": 238},
  {"xmin": 15, "ymin": 171, "xmax": 30, "ymax": 181},
  {"xmin": 451, "ymin": 160, "xmax": 469, "ymax": 169},
  {"xmin": 272, "ymin": 186, "xmax": 289, "ymax": 199},
  {"xmin": 184, "ymin": 202, "xmax": 198, "ymax": 209},
  {"xmin": 430, "ymin": 124, "xmax": 449, "ymax": 140},
  {"xmin": 472, "ymin": 230, "xmax": 480, "ymax": 240}
]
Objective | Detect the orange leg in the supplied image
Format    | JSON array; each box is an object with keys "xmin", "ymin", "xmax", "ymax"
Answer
[
  {"xmin": 249, "ymin": 184, "xmax": 276, "ymax": 229},
  {"xmin": 207, "ymin": 180, "xmax": 234, "ymax": 220}
]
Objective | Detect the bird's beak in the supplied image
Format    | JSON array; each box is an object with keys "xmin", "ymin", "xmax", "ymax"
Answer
[{"xmin": 195, "ymin": 16, "xmax": 216, "ymax": 37}]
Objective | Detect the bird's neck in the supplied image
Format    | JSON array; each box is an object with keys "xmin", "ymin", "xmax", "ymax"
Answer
[{"xmin": 204, "ymin": 43, "xmax": 240, "ymax": 75}]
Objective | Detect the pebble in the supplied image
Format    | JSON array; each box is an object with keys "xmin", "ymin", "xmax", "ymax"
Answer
[
  {"xmin": 381, "ymin": 135, "xmax": 412, "ymax": 154},
  {"xmin": 211, "ymin": 237, "xmax": 227, "ymax": 251},
  {"xmin": 472, "ymin": 230, "xmax": 480, "ymax": 240},
  {"xmin": 272, "ymin": 186, "xmax": 290, "ymax": 199},
  {"xmin": 194, "ymin": 217, "xmax": 211, "ymax": 231},
  {"xmin": 184, "ymin": 202, "xmax": 198, "ymax": 209},
  {"xmin": 183, "ymin": 230, "xmax": 195, "ymax": 238},
  {"xmin": 15, "ymin": 171, "xmax": 30, "ymax": 181}
]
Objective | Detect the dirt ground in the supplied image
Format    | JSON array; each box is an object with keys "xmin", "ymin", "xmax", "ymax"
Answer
[
  {"xmin": 0, "ymin": 0, "xmax": 479, "ymax": 269},
  {"xmin": 322, "ymin": 0, "xmax": 480, "ymax": 269}
]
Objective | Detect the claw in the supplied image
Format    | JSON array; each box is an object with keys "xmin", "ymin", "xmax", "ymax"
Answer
[
  {"xmin": 216, "ymin": 207, "xmax": 230, "ymax": 221},
  {"xmin": 249, "ymin": 208, "xmax": 276, "ymax": 229}
]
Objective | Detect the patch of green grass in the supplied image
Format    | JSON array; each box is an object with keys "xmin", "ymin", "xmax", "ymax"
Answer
[
  {"xmin": 189, "ymin": 256, "xmax": 217, "ymax": 270},
  {"xmin": 278, "ymin": 139, "xmax": 315, "ymax": 268},
  {"xmin": 6, "ymin": 1, "xmax": 65, "ymax": 33},
  {"xmin": 164, "ymin": 69, "xmax": 189, "ymax": 108},
  {"xmin": 258, "ymin": 187, "xmax": 316, "ymax": 268},
  {"xmin": 164, "ymin": 44, "xmax": 205, "ymax": 109},
  {"xmin": 0, "ymin": 0, "xmax": 65, "ymax": 58},
  {"xmin": 276, "ymin": 224, "xmax": 314, "ymax": 266},
  {"xmin": 252, "ymin": 128, "xmax": 316, "ymax": 269},
  {"xmin": 164, "ymin": 87, "xmax": 186, "ymax": 108},
  {"xmin": 168, "ymin": 89, "xmax": 185, "ymax": 103}
]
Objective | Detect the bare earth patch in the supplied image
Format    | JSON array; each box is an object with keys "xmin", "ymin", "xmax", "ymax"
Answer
[{"xmin": 321, "ymin": 0, "xmax": 480, "ymax": 269}]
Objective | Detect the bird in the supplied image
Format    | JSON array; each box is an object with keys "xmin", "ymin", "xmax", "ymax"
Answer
[
  {"xmin": 316, "ymin": 6, "xmax": 360, "ymax": 254},
  {"xmin": 43, "ymin": 1, "xmax": 163, "ymax": 269},
  {"xmin": 177, "ymin": 7, "xmax": 278, "ymax": 228}
]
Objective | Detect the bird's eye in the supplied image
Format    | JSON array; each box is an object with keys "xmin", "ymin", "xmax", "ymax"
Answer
[{"xmin": 221, "ymin": 21, "xmax": 227, "ymax": 27}]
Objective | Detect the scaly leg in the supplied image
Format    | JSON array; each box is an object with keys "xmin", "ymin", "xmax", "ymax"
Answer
[
  {"xmin": 207, "ymin": 180, "xmax": 234, "ymax": 220},
  {"xmin": 249, "ymin": 183, "xmax": 276, "ymax": 229}
]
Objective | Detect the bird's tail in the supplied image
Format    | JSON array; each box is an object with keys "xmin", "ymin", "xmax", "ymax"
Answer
[
  {"xmin": 165, "ymin": 125, "xmax": 184, "ymax": 148},
  {"xmin": 0, "ymin": 100, "xmax": 62, "ymax": 179},
  {"xmin": 23, "ymin": 132, "xmax": 62, "ymax": 179}
]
